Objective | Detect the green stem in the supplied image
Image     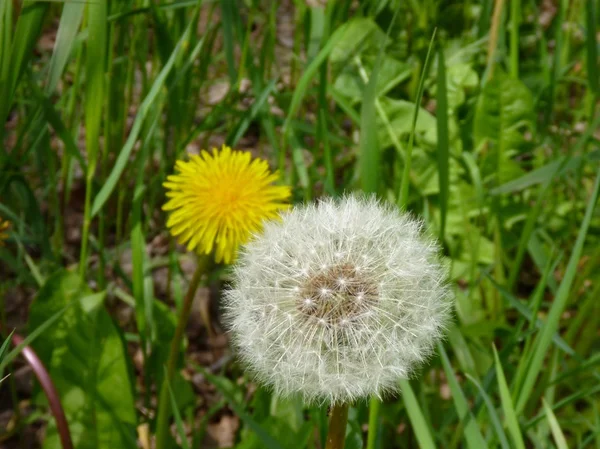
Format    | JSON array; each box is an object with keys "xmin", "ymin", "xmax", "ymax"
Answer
[
  {"xmin": 509, "ymin": 0, "xmax": 520, "ymax": 78},
  {"xmin": 486, "ymin": 0, "xmax": 505, "ymax": 80},
  {"xmin": 366, "ymin": 397, "xmax": 381, "ymax": 449},
  {"xmin": 155, "ymin": 259, "xmax": 206, "ymax": 449},
  {"xmin": 78, "ymin": 166, "xmax": 95, "ymax": 278},
  {"xmin": 325, "ymin": 403, "xmax": 349, "ymax": 449}
]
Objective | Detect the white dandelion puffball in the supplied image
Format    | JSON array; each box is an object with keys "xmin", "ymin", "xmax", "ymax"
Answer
[{"xmin": 224, "ymin": 195, "xmax": 451, "ymax": 404}]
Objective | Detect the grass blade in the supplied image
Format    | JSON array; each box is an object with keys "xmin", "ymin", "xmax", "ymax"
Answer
[
  {"xmin": 0, "ymin": 2, "xmax": 48, "ymax": 126},
  {"xmin": 398, "ymin": 379, "xmax": 436, "ymax": 449},
  {"xmin": 515, "ymin": 166, "xmax": 600, "ymax": 413},
  {"xmin": 435, "ymin": 45, "xmax": 449, "ymax": 240},
  {"xmin": 165, "ymin": 370, "xmax": 191, "ymax": 449},
  {"xmin": 542, "ymin": 398, "xmax": 569, "ymax": 449},
  {"xmin": 80, "ymin": 0, "xmax": 107, "ymax": 276},
  {"xmin": 398, "ymin": 29, "xmax": 436, "ymax": 208},
  {"xmin": 46, "ymin": 1, "xmax": 84, "ymax": 95},
  {"xmin": 438, "ymin": 343, "xmax": 488, "ymax": 449},
  {"xmin": 220, "ymin": 0, "xmax": 237, "ymax": 84},
  {"xmin": 585, "ymin": 0, "xmax": 598, "ymax": 95},
  {"xmin": 493, "ymin": 346, "xmax": 526, "ymax": 449},
  {"xmin": 509, "ymin": 0, "xmax": 520, "ymax": 78},
  {"xmin": 465, "ymin": 373, "xmax": 511, "ymax": 449},
  {"xmin": 282, "ymin": 21, "xmax": 350, "ymax": 137},
  {"xmin": 91, "ymin": 12, "xmax": 198, "ymax": 217},
  {"xmin": 358, "ymin": 4, "xmax": 401, "ymax": 196},
  {"xmin": 359, "ymin": 52, "xmax": 380, "ymax": 194}
]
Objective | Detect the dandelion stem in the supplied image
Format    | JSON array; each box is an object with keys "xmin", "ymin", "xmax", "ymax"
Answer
[
  {"xmin": 155, "ymin": 258, "xmax": 206, "ymax": 449},
  {"xmin": 325, "ymin": 403, "xmax": 349, "ymax": 449}
]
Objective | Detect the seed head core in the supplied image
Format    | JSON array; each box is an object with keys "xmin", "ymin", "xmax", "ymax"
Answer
[{"xmin": 298, "ymin": 263, "xmax": 378, "ymax": 325}]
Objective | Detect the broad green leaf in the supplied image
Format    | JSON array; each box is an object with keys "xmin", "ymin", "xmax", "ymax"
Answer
[
  {"xmin": 28, "ymin": 271, "xmax": 137, "ymax": 449},
  {"xmin": 329, "ymin": 17, "xmax": 386, "ymax": 64},
  {"xmin": 445, "ymin": 63, "xmax": 479, "ymax": 110},
  {"xmin": 473, "ymin": 72, "xmax": 534, "ymax": 183},
  {"xmin": 376, "ymin": 98, "xmax": 437, "ymax": 150},
  {"xmin": 333, "ymin": 55, "xmax": 411, "ymax": 104},
  {"xmin": 270, "ymin": 396, "xmax": 304, "ymax": 433}
]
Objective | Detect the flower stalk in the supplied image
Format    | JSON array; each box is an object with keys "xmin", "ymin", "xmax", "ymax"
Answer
[
  {"xmin": 325, "ymin": 403, "xmax": 349, "ymax": 449},
  {"xmin": 155, "ymin": 258, "xmax": 205, "ymax": 449},
  {"xmin": 10, "ymin": 333, "xmax": 73, "ymax": 449}
]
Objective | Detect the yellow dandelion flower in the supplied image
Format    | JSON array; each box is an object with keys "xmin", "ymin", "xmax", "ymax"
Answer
[
  {"xmin": 163, "ymin": 145, "xmax": 291, "ymax": 264},
  {"xmin": 0, "ymin": 219, "xmax": 10, "ymax": 246}
]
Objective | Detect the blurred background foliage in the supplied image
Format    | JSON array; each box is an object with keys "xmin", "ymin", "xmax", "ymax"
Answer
[{"xmin": 0, "ymin": 0, "xmax": 599, "ymax": 448}]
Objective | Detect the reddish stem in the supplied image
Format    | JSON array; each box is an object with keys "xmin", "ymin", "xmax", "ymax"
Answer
[{"xmin": 10, "ymin": 333, "xmax": 73, "ymax": 449}]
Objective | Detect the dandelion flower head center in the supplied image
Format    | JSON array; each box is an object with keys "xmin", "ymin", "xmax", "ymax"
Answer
[{"xmin": 298, "ymin": 263, "xmax": 378, "ymax": 325}]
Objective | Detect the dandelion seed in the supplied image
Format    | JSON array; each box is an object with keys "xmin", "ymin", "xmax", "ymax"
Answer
[
  {"xmin": 162, "ymin": 145, "xmax": 290, "ymax": 264},
  {"xmin": 225, "ymin": 194, "xmax": 452, "ymax": 404}
]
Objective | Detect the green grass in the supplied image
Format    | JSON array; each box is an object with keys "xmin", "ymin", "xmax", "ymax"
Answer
[{"xmin": 1, "ymin": 1, "xmax": 599, "ymax": 448}]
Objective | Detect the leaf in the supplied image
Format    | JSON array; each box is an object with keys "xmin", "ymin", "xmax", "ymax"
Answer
[
  {"xmin": 473, "ymin": 72, "xmax": 534, "ymax": 183},
  {"xmin": 283, "ymin": 20, "xmax": 352, "ymax": 136},
  {"xmin": 329, "ymin": 17, "xmax": 387, "ymax": 64},
  {"xmin": 358, "ymin": 19, "xmax": 388, "ymax": 194},
  {"xmin": 436, "ymin": 46, "xmax": 450, "ymax": 241},
  {"xmin": 333, "ymin": 55, "xmax": 411, "ymax": 104},
  {"xmin": 465, "ymin": 374, "xmax": 511, "ymax": 449},
  {"xmin": 376, "ymin": 98, "xmax": 438, "ymax": 150},
  {"xmin": 398, "ymin": 29, "xmax": 436, "ymax": 208},
  {"xmin": 474, "ymin": 73, "xmax": 533, "ymax": 151},
  {"xmin": 515, "ymin": 166, "xmax": 600, "ymax": 413},
  {"xmin": 0, "ymin": 2, "xmax": 48, "ymax": 125},
  {"xmin": 45, "ymin": 1, "xmax": 84, "ymax": 95},
  {"xmin": 438, "ymin": 343, "xmax": 488, "ymax": 449},
  {"xmin": 542, "ymin": 399, "xmax": 569, "ymax": 449},
  {"xmin": 344, "ymin": 407, "xmax": 364, "ymax": 449},
  {"xmin": 585, "ymin": 0, "xmax": 599, "ymax": 94},
  {"xmin": 91, "ymin": 14, "xmax": 198, "ymax": 217},
  {"xmin": 493, "ymin": 346, "xmax": 526, "ymax": 449},
  {"xmin": 28, "ymin": 271, "xmax": 137, "ymax": 449},
  {"xmin": 399, "ymin": 379, "xmax": 436, "ymax": 449}
]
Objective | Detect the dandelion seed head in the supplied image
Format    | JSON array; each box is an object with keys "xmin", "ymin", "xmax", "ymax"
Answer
[{"xmin": 224, "ymin": 194, "xmax": 452, "ymax": 404}]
